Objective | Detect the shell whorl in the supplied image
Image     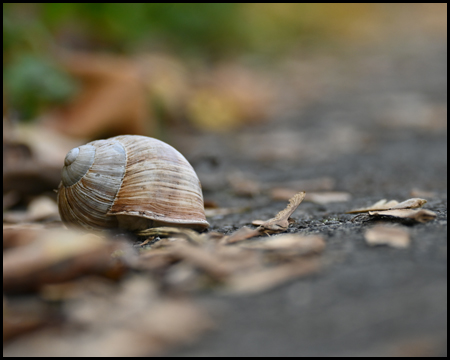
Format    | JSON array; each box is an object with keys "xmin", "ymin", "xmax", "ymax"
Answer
[
  {"xmin": 61, "ymin": 145, "xmax": 96, "ymax": 186},
  {"xmin": 58, "ymin": 140, "xmax": 127, "ymax": 230},
  {"xmin": 57, "ymin": 135, "xmax": 209, "ymax": 231}
]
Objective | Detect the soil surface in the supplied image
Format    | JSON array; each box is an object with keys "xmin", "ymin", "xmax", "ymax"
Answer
[{"xmin": 165, "ymin": 38, "xmax": 447, "ymax": 356}]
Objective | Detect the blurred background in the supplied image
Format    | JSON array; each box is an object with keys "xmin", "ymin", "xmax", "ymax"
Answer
[
  {"xmin": 3, "ymin": 3, "xmax": 447, "ymax": 207},
  {"xmin": 3, "ymin": 4, "xmax": 447, "ymax": 357}
]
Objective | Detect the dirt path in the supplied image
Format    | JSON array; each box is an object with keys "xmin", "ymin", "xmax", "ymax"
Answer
[{"xmin": 166, "ymin": 39, "xmax": 447, "ymax": 356}]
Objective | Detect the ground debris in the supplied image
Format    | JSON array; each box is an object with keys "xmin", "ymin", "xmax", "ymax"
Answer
[
  {"xmin": 364, "ymin": 225, "xmax": 410, "ymax": 248},
  {"xmin": 222, "ymin": 226, "xmax": 262, "ymax": 244},
  {"xmin": 3, "ymin": 277, "xmax": 213, "ymax": 357},
  {"xmin": 3, "ymin": 195, "xmax": 60, "ymax": 223},
  {"xmin": 346, "ymin": 198, "xmax": 428, "ymax": 214},
  {"xmin": 222, "ymin": 258, "xmax": 321, "ymax": 295},
  {"xmin": 3, "ymin": 227, "xmax": 132, "ymax": 293},
  {"xmin": 347, "ymin": 197, "xmax": 436, "ymax": 223},
  {"xmin": 254, "ymin": 191, "xmax": 306, "ymax": 234},
  {"xmin": 237, "ymin": 233, "xmax": 325, "ymax": 255},
  {"xmin": 368, "ymin": 208, "xmax": 437, "ymax": 223}
]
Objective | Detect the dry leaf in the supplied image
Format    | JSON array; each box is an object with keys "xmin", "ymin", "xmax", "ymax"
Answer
[
  {"xmin": 3, "ymin": 196, "xmax": 60, "ymax": 223},
  {"xmin": 256, "ymin": 191, "xmax": 306, "ymax": 234},
  {"xmin": 44, "ymin": 51, "xmax": 150, "ymax": 139},
  {"xmin": 223, "ymin": 258, "xmax": 320, "ymax": 295},
  {"xmin": 3, "ymin": 296, "xmax": 57, "ymax": 342},
  {"xmin": 3, "ymin": 277, "xmax": 212, "ymax": 357},
  {"xmin": 3, "ymin": 229, "xmax": 132, "ymax": 292},
  {"xmin": 204, "ymin": 206, "xmax": 250, "ymax": 217},
  {"xmin": 347, "ymin": 198, "xmax": 427, "ymax": 214},
  {"xmin": 410, "ymin": 188, "xmax": 437, "ymax": 198},
  {"xmin": 3, "ymin": 224, "xmax": 47, "ymax": 249},
  {"xmin": 165, "ymin": 242, "xmax": 232, "ymax": 280},
  {"xmin": 186, "ymin": 63, "xmax": 273, "ymax": 132},
  {"xmin": 364, "ymin": 225, "xmax": 410, "ymax": 248},
  {"xmin": 238, "ymin": 234, "xmax": 325, "ymax": 255},
  {"xmin": 227, "ymin": 171, "xmax": 262, "ymax": 196},
  {"xmin": 222, "ymin": 226, "xmax": 262, "ymax": 244},
  {"xmin": 368, "ymin": 209, "xmax": 437, "ymax": 223},
  {"xmin": 305, "ymin": 191, "xmax": 351, "ymax": 204}
]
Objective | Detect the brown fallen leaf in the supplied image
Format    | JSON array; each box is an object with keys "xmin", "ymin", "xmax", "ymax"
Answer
[
  {"xmin": 368, "ymin": 208, "xmax": 437, "ymax": 223},
  {"xmin": 186, "ymin": 63, "xmax": 273, "ymax": 132},
  {"xmin": 134, "ymin": 248, "xmax": 179, "ymax": 271},
  {"xmin": 204, "ymin": 206, "xmax": 250, "ymax": 217},
  {"xmin": 256, "ymin": 191, "xmax": 306, "ymax": 234},
  {"xmin": 164, "ymin": 242, "xmax": 232, "ymax": 280},
  {"xmin": 3, "ymin": 224, "xmax": 48, "ymax": 249},
  {"xmin": 3, "ymin": 296, "xmax": 58, "ymax": 342},
  {"xmin": 3, "ymin": 277, "xmax": 212, "ymax": 357},
  {"xmin": 305, "ymin": 191, "xmax": 351, "ymax": 204},
  {"xmin": 222, "ymin": 258, "xmax": 320, "ymax": 295},
  {"xmin": 3, "ymin": 196, "xmax": 60, "ymax": 223},
  {"xmin": 44, "ymin": 51, "xmax": 151, "ymax": 139},
  {"xmin": 237, "ymin": 234, "xmax": 325, "ymax": 255},
  {"xmin": 222, "ymin": 226, "xmax": 262, "ymax": 244},
  {"xmin": 410, "ymin": 188, "xmax": 437, "ymax": 198},
  {"xmin": 346, "ymin": 198, "xmax": 427, "ymax": 214},
  {"xmin": 227, "ymin": 171, "xmax": 262, "ymax": 197},
  {"xmin": 3, "ymin": 229, "xmax": 132, "ymax": 293},
  {"xmin": 364, "ymin": 225, "xmax": 410, "ymax": 248}
]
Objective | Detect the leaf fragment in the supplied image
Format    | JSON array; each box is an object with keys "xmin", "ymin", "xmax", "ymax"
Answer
[
  {"xmin": 222, "ymin": 226, "xmax": 261, "ymax": 244},
  {"xmin": 237, "ymin": 234, "xmax": 325, "ymax": 255},
  {"xmin": 256, "ymin": 191, "xmax": 306, "ymax": 234},
  {"xmin": 347, "ymin": 197, "xmax": 427, "ymax": 214},
  {"xmin": 364, "ymin": 225, "xmax": 410, "ymax": 248},
  {"xmin": 368, "ymin": 208, "xmax": 437, "ymax": 223},
  {"xmin": 222, "ymin": 258, "xmax": 320, "ymax": 295}
]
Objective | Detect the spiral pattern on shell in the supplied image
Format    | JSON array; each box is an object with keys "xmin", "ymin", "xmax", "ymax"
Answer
[{"xmin": 57, "ymin": 135, "xmax": 209, "ymax": 231}]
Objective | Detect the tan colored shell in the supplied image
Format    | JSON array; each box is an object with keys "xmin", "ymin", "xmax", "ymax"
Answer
[{"xmin": 57, "ymin": 135, "xmax": 209, "ymax": 231}]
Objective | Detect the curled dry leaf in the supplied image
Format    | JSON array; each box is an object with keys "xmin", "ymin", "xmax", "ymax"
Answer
[
  {"xmin": 364, "ymin": 225, "xmax": 410, "ymax": 248},
  {"xmin": 256, "ymin": 191, "xmax": 306, "ymax": 234},
  {"xmin": 368, "ymin": 209, "xmax": 437, "ymax": 223},
  {"xmin": 346, "ymin": 198, "xmax": 427, "ymax": 214}
]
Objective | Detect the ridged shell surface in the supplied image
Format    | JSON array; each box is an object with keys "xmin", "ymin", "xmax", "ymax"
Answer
[
  {"xmin": 57, "ymin": 135, "xmax": 209, "ymax": 231},
  {"xmin": 57, "ymin": 140, "xmax": 127, "ymax": 229},
  {"xmin": 108, "ymin": 135, "xmax": 208, "ymax": 228}
]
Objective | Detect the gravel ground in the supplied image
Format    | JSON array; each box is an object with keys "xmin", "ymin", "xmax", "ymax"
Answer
[{"xmin": 165, "ymin": 38, "xmax": 447, "ymax": 356}]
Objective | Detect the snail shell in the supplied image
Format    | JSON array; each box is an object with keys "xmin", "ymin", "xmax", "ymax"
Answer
[{"xmin": 57, "ymin": 135, "xmax": 209, "ymax": 231}]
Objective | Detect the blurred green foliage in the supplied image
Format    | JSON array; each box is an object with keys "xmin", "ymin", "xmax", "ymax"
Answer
[
  {"xmin": 4, "ymin": 4, "xmax": 257, "ymax": 120},
  {"xmin": 6, "ymin": 3, "xmax": 418, "ymax": 121}
]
